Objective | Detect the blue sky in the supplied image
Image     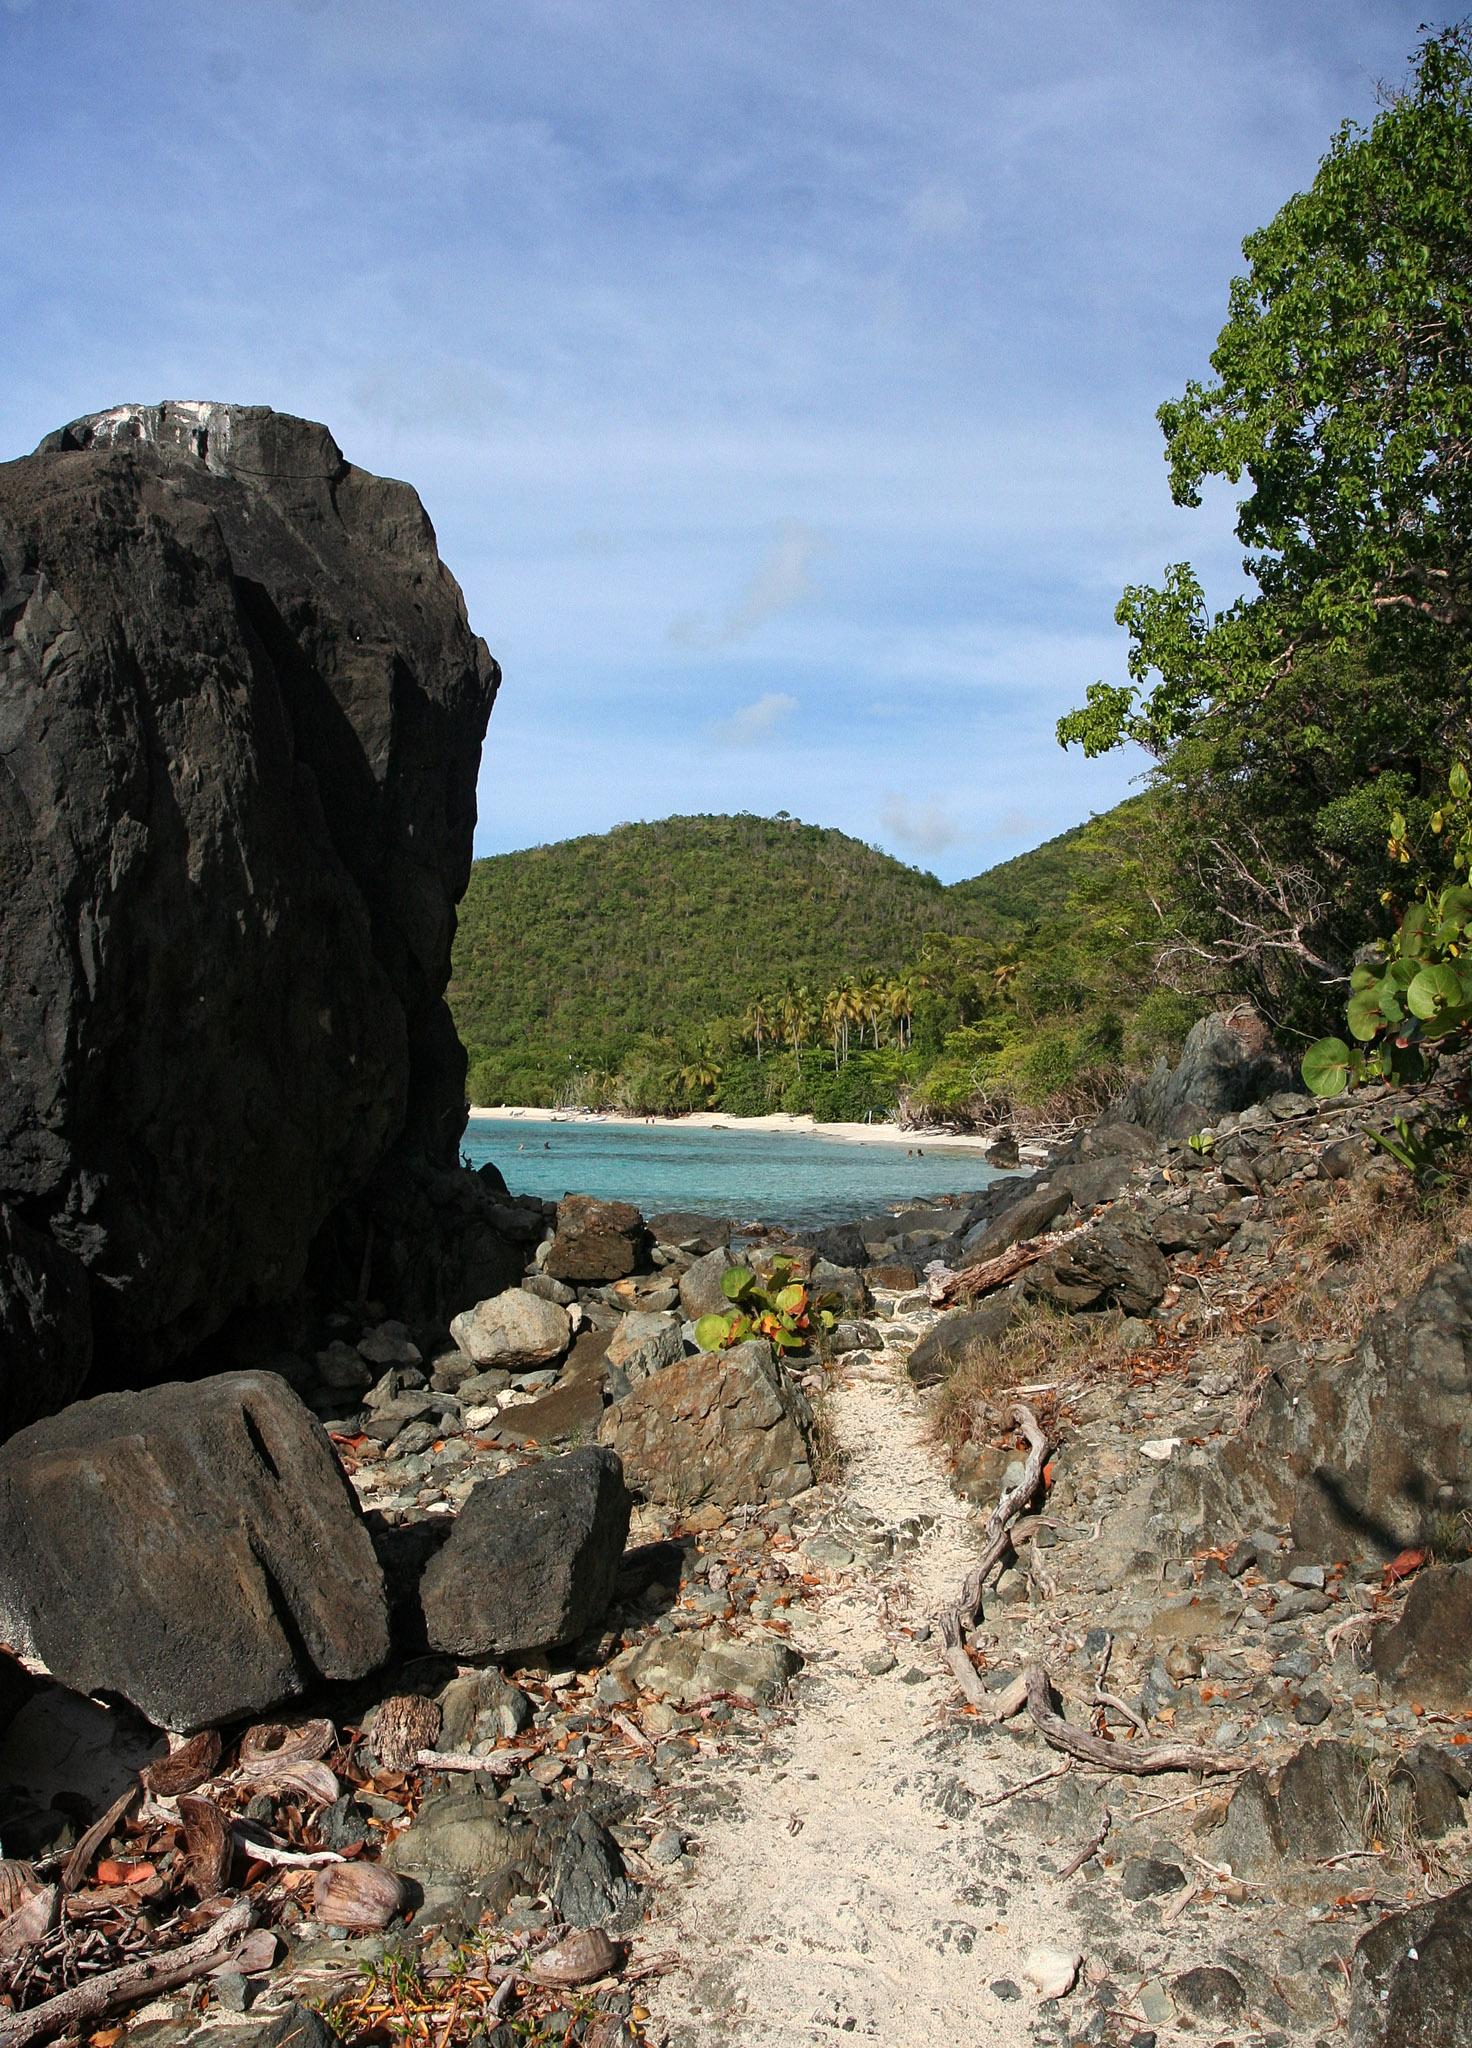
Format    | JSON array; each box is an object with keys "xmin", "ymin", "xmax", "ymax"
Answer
[{"xmin": 0, "ymin": 0, "xmax": 1436, "ymax": 882}]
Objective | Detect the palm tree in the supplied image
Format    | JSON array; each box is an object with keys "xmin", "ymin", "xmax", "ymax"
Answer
[
  {"xmin": 744, "ymin": 996, "xmax": 772, "ymax": 1063},
  {"xmin": 885, "ymin": 975, "xmax": 915, "ymax": 1049},
  {"xmin": 822, "ymin": 990, "xmax": 844, "ymax": 1073},
  {"xmin": 779, "ymin": 983, "xmax": 815, "ymax": 1070}
]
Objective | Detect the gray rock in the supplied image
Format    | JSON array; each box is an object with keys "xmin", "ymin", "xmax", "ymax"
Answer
[
  {"xmin": 905, "ymin": 1299, "xmax": 1018, "ymax": 1387},
  {"xmin": 1222, "ymin": 1247, "xmax": 1472, "ymax": 1562},
  {"xmin": 1372, "ymin": 1561, "xmax": 1472, "ymax": 1707},
  {"xmin": 1121, "ymin": 1856, "xmax": 1186, "ymax": 1900},
  {"xmin": 522, "ymin": 1273, "xmax": 576, "ymax": 1307},
  {"xmin": 615, "ymin": 1627, "xmax": 800, "ymax": 1705},
  {"xmin": 0, "ymin": 1370, "xmax": 389, "ymax": 1731},
  {"xmin": 1027, "ymin": 1212, "xmax": 1169, "ymax": 1316},
  {"xmin": 418, "ymin": 1445, "xmax": 630, "ymax": 1658},
  {"xmin": 960, "ymin": 1183, "xmax": 1073, "ymax": 1266},
  {"xmin": 1349, "ymin": 1882, "xmax": 1472, "ymax": 2047},
  {"xmin": 605, "ymin": 1310, "xmax": 684, "ymax": 1384},
  {"xmin": 1115, "ymin": 1011, "xmax": 1294, "ymax": 1140},
  {"xmin": 1169, "ymin": 1965, "xmax": 1246, "ymax": 2022},
  {"xmin": 450, "ymin": 1287, "xmax": 570, "ymax": 1372},
  {"xmin": 547, "ymin": 1809, "xmax": 637, "ymax": 1929},
  {"xmin": 183, "ymin": 2005, "xmax": 340, "ymax": 2048},
  {"xmin": 599, "ymin": 1340, "xmax": 813, "ymax": 1508},
  {"xmin": 1214, "ymin": 1740, "xmax": 1369, "ymax": 1877},
  {"xmin": 798, "ymin": 1223, "xmax": 869, "ymax": 1270},
  {"xmin": 382, "ymin": 1781, "xmax": 528, "ymax": 1885}
]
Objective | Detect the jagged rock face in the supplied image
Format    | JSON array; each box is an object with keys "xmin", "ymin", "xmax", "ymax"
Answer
[{"xmin": 0, "ymin": 402, "xmax": 504, "ymax": 1432}]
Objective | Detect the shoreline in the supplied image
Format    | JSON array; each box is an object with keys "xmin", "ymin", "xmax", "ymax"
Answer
[{"xmin": 465, "ymin": 1103, "xmax": 1012, "ymax": 1157}]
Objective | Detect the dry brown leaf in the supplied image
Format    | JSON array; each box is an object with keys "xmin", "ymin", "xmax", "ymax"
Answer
[
  {"xmin": 178, "ymin": 1797, "xmax": 231, "ymax": 1898},
  {"xmin": 235, "ymin": 1760, "xmax": 339, "ymax": 1808},
  {"xmin": 0, "ymin": 1860, "xmax": 38, "ymax": 1919},
  {"xmin": 141, "ymin": 1730, "xmax": 222, "ymax": 1798},
  {"xmin": 311, "ymin": 1862, "xmax": 408, "ymax": 1932},
  {"xmin": 524, "ymin": 1928, "xmax": 622, "ymax": 1987},
  {"xmin": 0, "ymin": 1884, "xmax": 58, "ymax": 1960},
  {"xmin": 238, "ymin": 1718, "xmax": 336, "ymax": 1767}
]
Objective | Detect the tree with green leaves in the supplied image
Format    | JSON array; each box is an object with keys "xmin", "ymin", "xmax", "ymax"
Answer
[{"xmin": 1058, "ymin": 22, "xmax": 1472, "ymax": 1021}]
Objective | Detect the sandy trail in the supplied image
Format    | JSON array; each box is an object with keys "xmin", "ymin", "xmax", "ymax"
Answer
[{"xmin": 642, "ymin": 1344, "xmax": 1079, "ymax": 2048}]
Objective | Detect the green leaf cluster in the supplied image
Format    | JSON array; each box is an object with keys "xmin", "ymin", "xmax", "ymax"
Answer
[
  {"xmin": 693, "ymin": 1258, "xmax": 837, "ymax": 1355},
  {"xmin": 1304, "ymin": 762, "xmax": 1472, "ymax": 1093}
]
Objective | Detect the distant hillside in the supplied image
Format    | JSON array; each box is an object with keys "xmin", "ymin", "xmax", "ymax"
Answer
[{"xmin": 448, "ymin": 810, "xmax": 1129, "ymax": 1106}]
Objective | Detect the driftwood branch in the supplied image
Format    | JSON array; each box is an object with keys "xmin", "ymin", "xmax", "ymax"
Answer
[
  {"xmin": 0, "ymin": 1896, "xmax": 253, "ymax": 2048},
  {"xmin": 1057, "ymin": 1806, "xmax": 1112, "ymax": 1880},
  {"xmin": 415, "ymin": 1747, "xmax": 536, "ymax": 1776},
  {"xmin": 941, "ymin": 1405, "xmax": 1051, "ymax": 1638},
  {"xmin": 936, "ymin": 1226, "xmax": 1088, "ymax": 1306},
  {"xmin": 1018, "ymin": 1666, "xmax": 1247, "ymax": 1778}
]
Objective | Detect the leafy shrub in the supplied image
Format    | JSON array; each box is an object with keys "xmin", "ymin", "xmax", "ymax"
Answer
[{"xmin": 693, "ymin": 1258, "xmax": 837, "ymax": 1355}]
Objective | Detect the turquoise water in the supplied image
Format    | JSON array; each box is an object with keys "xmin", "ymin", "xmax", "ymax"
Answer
[{"xmin": 460, "ymin": 1116, "xmax": 1003, "ymax": 1228}]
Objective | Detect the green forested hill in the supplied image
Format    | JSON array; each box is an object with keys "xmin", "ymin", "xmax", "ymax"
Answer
[
  {"xmin": 451, "ymin": 815, "xmax": 954, "ymax": 1097},
  {"xmin": 448, "ymin": 807, "xmax": 1182, "ymax": 1117}
]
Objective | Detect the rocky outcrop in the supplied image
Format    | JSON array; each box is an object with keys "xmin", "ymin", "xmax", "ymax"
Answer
[
  {"xmin": 0, "ymin": 1369, "xmax": 389, "ymax": 1730},
  {"xmin": 1111, "ymin": 1009, "xmax": 1296, "ymax": 1139},
  {"xmin": 1224, "ymin": 1245, "xmax": 1472, "ymax": 1560},
  {"xmin": 0, "ymin": 401, "xmax": 514, "ymax": 1433},
  {"xmin": 1349, "ymin": 1883, "xmax": 1472, "ymax": 2047},
  {"xmin": 418, "ymin": 1446, "xmax": 631, "ymax": 1658}
]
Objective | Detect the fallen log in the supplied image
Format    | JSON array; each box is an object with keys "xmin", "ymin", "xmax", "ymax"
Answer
[
  {"xmin": 0, "ymin": 1895, "xmax": 252, "ymax": 2048},
  {"xmin": 935, "ymin": 1223, "xmax": 1091, "ymax": 1306}
]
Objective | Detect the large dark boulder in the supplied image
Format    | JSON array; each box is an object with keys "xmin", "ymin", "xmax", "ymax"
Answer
[
  {"xmin": 0, "ymin": 401, "xmax": 514, "ymax": 1433},
  {"xmin": 0, "ymin": 1369, "xmax": 389, "ymax": 1730},
  {"xmin": 906, "ymin": 1299, "xmax": 1018, "ymax": 1387},
  {"xmin": 419, "ymin": 1445, "xmax": 631, "ymax": 1658},
  {"xmin": 1026, "ymin": 1212, "xmax": 1169, "ymax": 1317}
]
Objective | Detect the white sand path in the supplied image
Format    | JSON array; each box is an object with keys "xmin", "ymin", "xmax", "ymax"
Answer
[{"xmin": 640, "ymin": 1345, "xmax": 1081, "ymax": 2047}]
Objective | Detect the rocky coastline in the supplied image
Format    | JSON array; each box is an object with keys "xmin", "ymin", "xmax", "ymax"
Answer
[{"xmin": 2, "ymin": 410, "xmax": 1468, "ymax": 2048}]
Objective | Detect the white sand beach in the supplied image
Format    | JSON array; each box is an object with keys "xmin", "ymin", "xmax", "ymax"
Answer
[{"xmin": 465, "ymin": 1103, "xmax": 1007, "ymax": 1154}]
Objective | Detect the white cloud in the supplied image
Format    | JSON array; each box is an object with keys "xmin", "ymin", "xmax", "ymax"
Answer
[
  {"xmin": 880, "ymin": 794, "xmax": 962, "ymax": 854},
  {"xmin": 669, "ymin": 522, "xmax": 821, "ymax": 649},
  {"xmin": 709, "ymin": 691, "xmax": 799, "ymax": 748},
  {"xmin": 905, "ymin": 182, "xmax": 970, "ymax": 241}
]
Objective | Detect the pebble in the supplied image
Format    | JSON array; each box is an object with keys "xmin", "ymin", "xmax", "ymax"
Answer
[
  {"xmin": 1022, "ymin": 1946, "xmax": 1081, "ymax": 2001},
  {"xmin": 863, "ymin": 1649, "xmax": 897, "ymax": 1676}
]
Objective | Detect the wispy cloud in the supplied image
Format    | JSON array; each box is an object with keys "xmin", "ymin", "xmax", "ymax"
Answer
[
  {"xmin": 709, "ymin": 691, "xmax": 799, "ymax": 748},
  {"xmin": 880, "ymin": 794, "xmax": 962, "ymax": 855},
  {"xmin": 669, "ymin": 522, "xmax": 821, "ymax": 649}
]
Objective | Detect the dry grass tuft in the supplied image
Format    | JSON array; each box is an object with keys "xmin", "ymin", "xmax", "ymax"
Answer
[
  {"xmin": 1265, "ymin": 1165, "xmax": 1472, "ymax": 1350},
  {"xmin": 928, "ymin": 1300, "xmax": 1130, "ymax": 1460}
]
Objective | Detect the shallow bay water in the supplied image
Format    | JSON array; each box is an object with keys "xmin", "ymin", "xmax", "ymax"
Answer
[{"xmin": 460, "ymin": 1116, "xmax": 1002, "ymax": 1228}]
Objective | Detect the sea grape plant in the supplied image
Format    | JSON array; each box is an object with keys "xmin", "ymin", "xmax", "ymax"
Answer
[
  {"xmin": 1303, "ymin": 764, "xmax": 1472, "ymax": 1096},
  {"xmin": 694, "ymin": 1257, "xmax": 837, "ymax": 1356}
]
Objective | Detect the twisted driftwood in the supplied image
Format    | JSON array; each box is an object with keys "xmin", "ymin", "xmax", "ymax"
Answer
[
  {"xmin": 1010, "ymin": 1665, "xmax": 1248, "ymax": 1778},
  {"xmin": 937, "ymin": 1402, "xmax": 1051, "ymax": 1704}
]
